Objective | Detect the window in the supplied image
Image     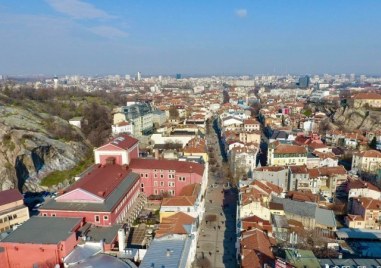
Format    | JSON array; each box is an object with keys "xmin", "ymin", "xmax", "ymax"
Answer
[
  {"xmin": 95, "ymin": 215, "xmax": 100, "ymax": 222},
  {"xmin": 154, "ymin": 169, "xmax": 157, "ymax": 172},
  {"xmin": 160, "ymin": 174, "xmax": 164, "ymax": 178},
  {"xmin": 160, "ymin": 181, "xmax": 164, "ymax": 186},
  {"xmin": 168, "ymin": 182, "xmax": 175, "ymax": 187},
  {"xmin": 169, "ymin": 174, "xmax": 175, "ymax": 179},
  {"xmin": 154, "ymin": 181, "xmax": 158, "ymax": 186},
  {"xmin": 160, "ymin": 190, "xmax": 164, "ymax": 194},
  {"xmin": 145, "ymin": 174, "xmax": 148, "ymax": 177},
  {"xmin": 42, "ymin": 213, "xmax": 47, "ymax": 217},
  {"xmin": 160, "ymin": 169, "xmax": 163, "ymax": 173},
  {"xmin": 141, "ymin": 183, "xmax": 144, "ymax": 188},
  {"xmin": 178, "ymin": 176, "xmax": 186, "ymax": 182},
  {"xmin": 154, "ymin": 189, "xmax": 159, "ymax": 195},
  {"xmin": 104, "ymin": 216, "xmax": 109, "ymax": 221},
  {"xmin": 52, "ymin": 214, "xmax": 56, "ymax": 217},
  {"xmin": 154, "ymin": 174, "xmax": 158, "ymax": 178},
  {"xmin": 140, "ymin": 173, "xmax": 144, "ymax": 177}
]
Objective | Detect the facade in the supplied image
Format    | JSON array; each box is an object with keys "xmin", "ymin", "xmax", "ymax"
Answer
[
  {"xmin": 243, "ymin": 118, "xmax": 260, "ymax": 132},
  {"xmin": 0, "ymin": 189, "xmax": 29, "ymax": 233},
  {"xmin": 183, "ymin": 137, "xmax": 208, "ymax": 162},
  {"xmin": 152, "ymin": 110, "xmax": 167, "ymax": 127},
  {"xmin": 112, "ymin": 121, "xmax": 134, "ymax": 136},
  {"xmin": 239, "ymin": 131, "xmax": 261, "ymax": 144},
  {"xmin": 353, "ymin": 92, "xmax": 381, "ymax": 108},
  {"xmin": 0, "ymin": 217, "xmax": 82, "ymax": 268},
  {"xmin": 94, "ymin": 134, "xmax": 139, "ymax": 166},
  {"xmin": 39, "ymin": 162, "xmax": 142, "ymax": 226},
  {"xmin": 160, "ymin": 184, "xmax": 204, "ymax": 222},
  {"xmin": 350, "ymin": 197, "xmax": 381, "ymax": 229},
  {"xmin": 268, "ymin": 141, "xmax": 307, "ymax": 166},
  {"xmin": 229, "ymin": 146, "xmax": 258, "ymax": 179},
  {"xmin": 69, "ymin": 117, "xmax": 83, "ymax": 129},
  {"xmin": 130, "ymin": 158, "xmax": 206, "ymax": 198},
  {"xmin": 113, "ymin": 102, "xmax": 153, "ymax": 136},
  {"xmin": 352, "ymin": 150, "xmax": 381, "ymax": 174},
  {"xmin": 252, "ymin": 166, "xmax": 290, "ymax": 191}
]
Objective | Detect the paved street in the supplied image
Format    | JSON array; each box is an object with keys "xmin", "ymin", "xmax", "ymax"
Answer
[{"xmin": 194, "ymin": 118, "xmax": 238, "ymax": 268}]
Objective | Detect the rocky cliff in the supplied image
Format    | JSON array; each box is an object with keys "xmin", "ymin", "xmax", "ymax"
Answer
[
  {"xmin": 0, "ymin": 105, "xmax": 91, "ymax": 192},
  {"xmin": 332, "ymin": 106, "xmax": 381, "ymax": 132}
]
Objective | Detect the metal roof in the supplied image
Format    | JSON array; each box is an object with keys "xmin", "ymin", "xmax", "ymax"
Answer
[
  {"xmin": 336, "ymin": 228, "xmax": 381, "ymax": 240},
  {"xmin": 69, "ymin": 253, "xmax": 137, "ymax": 268},
  {"xmin": 0, "ymin": 217, "xmax": 82, "ymax": 244},
  {"xmin": 140, "ymin": 234, "xmax": 192, "ymax": 268},
  {"xmin": 272, "ymin": 197, "xmax": 336, "ymax": 228}
]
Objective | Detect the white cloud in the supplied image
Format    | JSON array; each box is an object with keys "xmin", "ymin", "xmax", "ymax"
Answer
[
  {"xmin": 46, "ymin": 0, "xmax": 113, "ymax": 19},
  {"xmin": 89, "ymin": 26, "xmax": 128, "ymax": 39},
  {"xmin": 235, "ymin": 9, "xmax": 247, "ymax": 18}
]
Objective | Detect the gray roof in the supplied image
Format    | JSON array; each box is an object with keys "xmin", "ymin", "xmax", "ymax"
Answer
[
  {"xmin": 272, "ymin": 196, "xmax": 336, "ymax": 228},
  {"xmin": 319, "ymin": 258, "xmax": 381, "ymax": 268},
  {"xmin": 41, "ymin": 172, "xmax": 140, "ymax": 212},
  {"xmin": 0, "ymin": 217, "xmax": 82, "ymax": 244},
  {"xmin": 69, "ymin": 253, "xmax": 137, "ymax": 268},
  {"xmin": 336, "ymin": 228, "xmax": 381, "ymax": 240},
  {"xmin": 140, "ymin": 234, "xmax": 192, "ymax": 268},
  {"xmin": 315, "ymin": 207, "xmax": 336, "ymax": 228}
]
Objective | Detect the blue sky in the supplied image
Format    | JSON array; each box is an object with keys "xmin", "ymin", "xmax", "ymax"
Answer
[{"xmin": 0, "ymin": 0, "xmax": 380, "ymax": 76}]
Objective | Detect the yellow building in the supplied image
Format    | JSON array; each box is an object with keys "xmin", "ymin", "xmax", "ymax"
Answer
[
  {"xmin": 0, "ymin": 189, "xmax": 30, "ymax": 232},
  {"xmin": 352, "ymin": 150, "xmax": 381, "ymax": 173},
  {"xmin": 353, "ymin": 92, "xmax": 381, "ymax": 108},
  {"xmin": 268, "ymin": 141, "xmax": 307, "ymax": 166},
  {"xmin": 183, "ymin": 137, "xmax": 208, "ymax": 162}
]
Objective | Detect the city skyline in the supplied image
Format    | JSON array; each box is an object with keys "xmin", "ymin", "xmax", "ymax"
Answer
[{"xmin": 1, "ymin": 0, "xmax": 381, "ymax": 75}]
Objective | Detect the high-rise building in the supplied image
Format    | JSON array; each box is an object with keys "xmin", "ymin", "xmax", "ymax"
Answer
[
  {"xmin": 176, "ymin": 73, "xmax": 182, "ymax": 79},
  {"xmin": 136, "ymin": 72, "xmax": 141, "ymax": 81},
  {"xmin": 297, "ymin": 75, "xmax": 310, "ymax": 88}
]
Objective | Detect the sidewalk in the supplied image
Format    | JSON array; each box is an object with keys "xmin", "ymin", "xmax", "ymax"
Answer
[{"xmin": 194, "ymin": 118, "xmax": 238, "ymax": 268}]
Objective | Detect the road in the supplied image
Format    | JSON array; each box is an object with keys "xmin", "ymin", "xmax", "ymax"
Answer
[{"xmin": 194, "ymin": 118, "xmax": 238, "ymax": 268}]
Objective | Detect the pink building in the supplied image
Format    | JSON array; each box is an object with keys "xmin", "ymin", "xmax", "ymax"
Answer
[
  {"xmin": 94, "ymin": 134, "xmax": 139, "ymax": 166},
  {"xmin": 130, "ymin": 158, "xmax": 205, "ymax": 197},
  {"xmin": 40, "ymin": 159, "xmax": 141, "ymax": 226},
  {"xmin": 0, "ymin": 217, "xmax": 82, "ymax": 268}
]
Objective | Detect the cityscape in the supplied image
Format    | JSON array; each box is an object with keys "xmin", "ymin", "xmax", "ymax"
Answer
[{"xmin": 1, "ymin": 1, "xmax": 381, "ymax": 268}]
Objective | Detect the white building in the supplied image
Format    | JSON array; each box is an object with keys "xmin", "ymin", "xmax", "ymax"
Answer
[
  {"xmin": 112, "ymin": 121, "xmax": 134, "ymax": 136},
  {"xmin": 69, "ymin": 117, "xmax": 83, "ymax": 129}
]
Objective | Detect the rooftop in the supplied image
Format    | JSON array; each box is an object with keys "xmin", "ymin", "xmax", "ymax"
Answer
[
  {"xmin": 64, "ymin": 163, "xmax": 132, "ymax": 199},
  {"xmin": 0, "ymin": 217, "xmax": 82, "ymax": 244},
  {"xmin": 41, "ymin": 171, "xmax": 140, "ymax": 212},
  {"xmin": 96, "ymin": 134, "xmax": 138, "ymax": 151},
  {"xmin": 156, "ymin": 212, "xmax": 195, "ymax": 238},
  {"xmin": 139, "ymin": 234, "xmax": 191, "ymax": 268},
  {"xmin": 0, "ymin": 189, "xmax": 23, "ymax": 207}
]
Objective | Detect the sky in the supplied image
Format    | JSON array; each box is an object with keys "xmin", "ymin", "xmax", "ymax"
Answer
[{"xmin": 0, "ymin": 0, "xmax": 381, "ymax": 76}]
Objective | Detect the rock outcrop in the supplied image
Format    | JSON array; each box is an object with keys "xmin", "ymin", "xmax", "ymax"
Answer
[
  {"xmin": 332, "ymin": 106, "xmax": 381, "ymax": 132},
  {"xmin": 0, "ymin": 105, "xmax": 91, "ymax": 192}
]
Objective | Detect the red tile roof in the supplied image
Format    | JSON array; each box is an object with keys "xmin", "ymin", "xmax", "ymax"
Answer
[
  {"xmin": 0, "ymin": 189, "xmax": 23, "ymax": 207},
  {"xmin": 241, "ymin": 229, "xmax": 275, "ymax": 268},
  {"xmin": 156, "ymin": 212, "xmax": 195, "ymax": 237},
  {"xmin": 353, "ymin": 92, "xmax": 381, "ymax": 100},
  {"xmin": 65, "ymin": 164, "xmax": 131, "ymax": 198},
  {"xmin": 97, "ymin": 134, "xmax": 138, "ymax": 151},
  {"xmin": 354, "ymin": 150, "xmax": 381, "ymax": 158},
  {"xmin": 129, "ymin": 158, "xmax": 204, "ymax": 176},
  {"xmin": 274, "ymin": 144, "xmax": 307, "ymax": 154}
]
